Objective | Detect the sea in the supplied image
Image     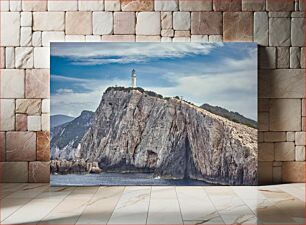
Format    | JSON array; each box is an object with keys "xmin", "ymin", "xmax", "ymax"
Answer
[{"xmin": 50, "ymin": 172, "xmax": 212, "ymax": 186}]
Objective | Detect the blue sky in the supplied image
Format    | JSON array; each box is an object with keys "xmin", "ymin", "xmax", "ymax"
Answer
[{"xmin": 50, "ymin": 42, "xmax": 257, "ymax": 120}]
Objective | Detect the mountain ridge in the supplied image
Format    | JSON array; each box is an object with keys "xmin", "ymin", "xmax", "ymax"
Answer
[
  {"xmin": 104, "ymin": 86, "xmax": 256, "ymax": 128},
  {"xmin": 200, "ymin": 103, "xmax": 257, "ymax": 128},
  {"xmin": 51, "ymin": 114, "xmax": 75, "ymax": 128}
]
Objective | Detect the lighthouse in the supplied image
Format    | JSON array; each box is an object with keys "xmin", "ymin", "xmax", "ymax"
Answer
[{"xmin": 131, "ymin": 69, "xmax": 137, "ymax": 88}]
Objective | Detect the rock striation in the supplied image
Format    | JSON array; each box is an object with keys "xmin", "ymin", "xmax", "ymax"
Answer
[{"xmin": 78, "ymin": 87, "xmax": 257, "ymax": 185}]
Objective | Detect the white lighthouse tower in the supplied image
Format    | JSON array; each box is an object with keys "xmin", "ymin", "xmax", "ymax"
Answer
[{"xmin": 131, "ymin": 69, "xmax": 137, "ymax": 88}]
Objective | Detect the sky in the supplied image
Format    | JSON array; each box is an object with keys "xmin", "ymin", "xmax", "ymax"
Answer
[{"xmin": 50, "ymin": 42, "xmax": 257, "ymax": 120}]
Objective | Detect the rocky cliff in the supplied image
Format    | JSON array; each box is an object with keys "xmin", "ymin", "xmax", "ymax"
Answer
[{"xmin": 79, "ymin": 87, "xmax": 257, "ymax": 185}]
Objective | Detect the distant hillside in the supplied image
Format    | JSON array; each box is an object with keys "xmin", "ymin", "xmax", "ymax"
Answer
[
  {"xmin": 200, "ymin": 103, "xmax": 257, "ymax": 128},
  {"xmin": 51, "ymin": 114, "xmax": 75, "ymax": 128},
  {"xmin": 51, "ymin": 110, "xmax": 95, "ymax": 160}
]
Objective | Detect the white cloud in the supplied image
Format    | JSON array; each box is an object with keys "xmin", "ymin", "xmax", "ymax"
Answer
[
  {"xmin": 143, "ymin": 51, "xmax": 257, "ymax": 120},
  {"xmin": 145, "ymin": 70, "xmax": 257, "ymax": 120},
  {"xmin": 51, "ymin": 43, "xmax": 257, "ymax": 120},
  {"xmin": 51, "ymin": 43, "xmax": 221, "ymax": 65},
  {"xmin": 56, "ymin": 88, "xmax": 74, "ymax": 94},
  {"xmin": 51, "ymin": 77, "xmax": 130, "ymax": 117},
  {"xmin": 52, "ymin": 75, "xmax": 88, "ymax": 82}
]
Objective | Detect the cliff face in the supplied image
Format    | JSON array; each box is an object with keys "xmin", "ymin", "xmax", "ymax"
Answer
[{"xmin": 80, "ymin": 88, "xmax": 257, "ymax": 185}]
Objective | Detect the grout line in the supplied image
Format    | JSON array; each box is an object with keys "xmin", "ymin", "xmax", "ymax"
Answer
[
  {"xmin": 145, "ymin": 186, "xmax": 152, "ymax": 225},
  {"xmin": 37, "ymin": 186, "xmax": 77, "ymax": 223},
  {"xmin": 1, "ymin": 183, "xmax": 50, "ymax": 223},
  {"xmin": 0, "ymin": 185, "xmax": 32, "ymax": 222},
  {"xmin": 105, "ymin": 186, "xmax": 126, "ymax": 225},
  {"xmin": 230, "ymin": 186, "xmax": 263, "ymax": 222},
  {"xmin": 201, "ymin": 186, "xmax": 227, "ymax": 225},
  {"xmin": 174, "ymin": 186, "xmax": 184, "ymax": 224},
  {"xmin": 75, "ymin": 186, "xmax": 100, "ymax": 224}
]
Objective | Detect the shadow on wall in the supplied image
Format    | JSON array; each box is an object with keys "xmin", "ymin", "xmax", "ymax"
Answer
[{"xmin": 257, "ymin": 47, "xmax": 305, "ymax": 185}]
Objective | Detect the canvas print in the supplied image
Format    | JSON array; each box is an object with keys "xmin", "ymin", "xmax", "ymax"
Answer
[{"xmin": 50, "ymin": 43, "xmax": 258, "ymax": 186}]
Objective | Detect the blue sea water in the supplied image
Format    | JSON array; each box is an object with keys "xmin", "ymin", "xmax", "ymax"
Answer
[{"xmin": 51, "ymin": 172, "xmax": 212, "ymax": 186}]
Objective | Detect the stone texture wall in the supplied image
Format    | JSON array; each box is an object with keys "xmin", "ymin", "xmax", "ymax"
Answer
[{"xmin": 0, "ymin": 0, "xmax": 305, "ymax": 184}]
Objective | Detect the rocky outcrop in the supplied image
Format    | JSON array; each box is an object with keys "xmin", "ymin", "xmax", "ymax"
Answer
[
  {"xmin": 79, "ymin": 87, "xmax": 257, "ymax": 185},
  {"xmin": 51, "ymin": 159, "xmax": 102, "ymax": 174}
]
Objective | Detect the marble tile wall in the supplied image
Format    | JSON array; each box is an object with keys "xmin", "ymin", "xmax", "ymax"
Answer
[{"xmin": 0, "ymin": 0, "xmax": 305, "ymax": 183}]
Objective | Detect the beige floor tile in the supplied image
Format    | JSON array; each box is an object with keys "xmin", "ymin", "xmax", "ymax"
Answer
[
  {"xmin": 39, "ymin": 198, "xmax": 90, "ymax": 224},
  {"xmin": 0, "ymin": 198, "xmax": 32, "ymax": 222},
  {"xmin": 208, "ymin": 194, "xmax": 245, "ymax": 211},
  {"xmin": 76, "ymin": 186, "xmax": 124, "ymax": 224},
  {"xmin": 183, "ymin": 212, "xmax": 225, "ymax": 224},
  {"xmin": 1, "ymin": 190, "xmax": 21, "ymax": 200},
  {"xmin": 274, "ymin": 197, "xmax": 305, "ymax": 222},
  {"xmin": 35, "ymin": 186, "xmax": 75, "ymax": 200},
  {"xmin": 258, "ymin": 187, "xmax": 293, "ymax": 201},
  {"xmin": 205, "ymin": 186, "xmax": 257, "ymax": 224},
  {"xmin": 277, "ymin": 184, "xmax": 305, "ymax": 202},
  {"xmin": 147, "ymin": 187, "xmax": 183, "ymax": 224},
  {"xmin": 257, "ymin": 204, "xmax": 297, "ymax": 224},
  {"xmin": 1, "ymin": 183, "xmax": 27, "ymax": 193},
  {"xmin": 39, "ymin": 188, "xmax": 96, "ymax": 224},
  {"xmin": 243, "ymin": 198, "xmax": 275, "ymax": 214},
  {"xmin": 2, "ymin": 198, "xmax": 63, "ymax": 224},
  {"xmin": 150, "ymin": 186, "xmax": 177, "ymax": 199},
  {"xmin": 5, "ymin": 184, "xmax": 49, "ymax": 199},
  {"xmin": 147, "ymin": 199, "xmax": 183, "ymax": 224},
  {"xmin": 231, "ymin": 186, "xmax": 266, "ymax": 200},
  {"xmin": 65, "ymin": 186, "xmax": 99, "ymax": 200},
  {"xmin": 204, "ymin": 186, "xmax": 236, "ymax": 196},
  {"xmin": 0, "ymin": 183, "xmax": 304, "ymax": 224},
  {"xmin": 218, "ymin": 205, "xmax": 256, "ymax": 224},
  {"xmin": 176, "ymin": 187, "xmax": 217, "ymax": 221},
  {"xmin": 108, "ymin": 187, "xmax": 150, "ymax": 224},
  {"xmin": 39, "ymin": 212, "xmax": 82, "ymax": 224}
]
